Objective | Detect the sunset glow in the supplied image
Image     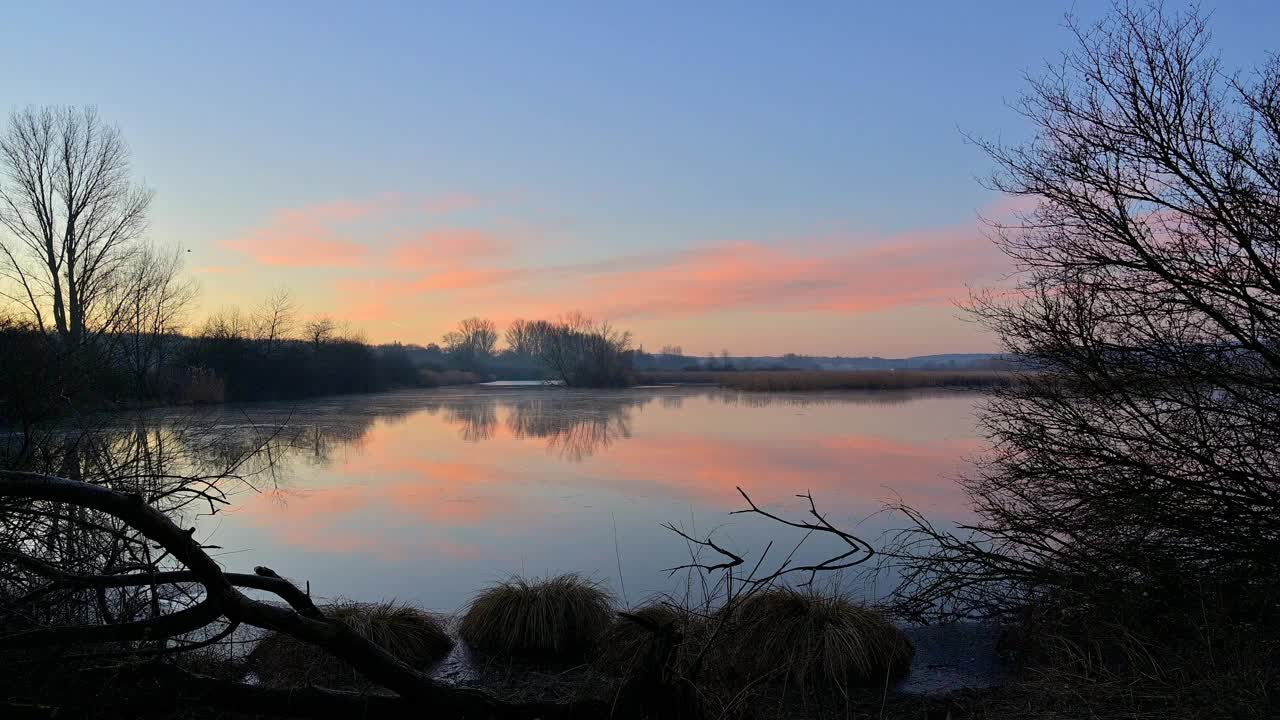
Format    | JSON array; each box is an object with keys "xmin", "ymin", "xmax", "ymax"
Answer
[{"xmin": 5, "ymin": 1, "xmax": 1270, "ymax": 357}]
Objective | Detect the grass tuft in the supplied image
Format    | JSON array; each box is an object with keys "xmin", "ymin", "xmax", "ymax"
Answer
[
  {"xmin": 251, "ymin": 600, "xmax": 453, "ymax": 688},
  {"xmin": 720, "ymin": 589, "xmax": 914, "ymax": 693},
  {"xmin": 595, "ymin": 602, "xmax": 707, "ymax": 676},
  {"xmin": 459, "ymin": 574, "xmax": 614, "ymax": 661}
]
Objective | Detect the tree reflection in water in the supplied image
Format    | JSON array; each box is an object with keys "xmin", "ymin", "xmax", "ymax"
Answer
[
  {"xmin": 135, "ymin": 387, "xmax": 965, "ymax": 475},
  {"xmin": 0, "ymin": 413, "xmax": 291, "ymax": 660}
]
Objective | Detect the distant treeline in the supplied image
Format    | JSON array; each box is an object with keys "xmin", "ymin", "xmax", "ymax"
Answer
[
  {"xmin": 634, "ymin": 369, "xmax": 1012, "ymax": 391},
  {"xmin": 630, "ymin": 347, "xmax": 1014, "ymax": 372},
  {"xmin": 0, "ymin": 317, "xmax": 479, "ymax": 422},
  {"xmin": 0, "ymin": 303, "xmax": 642, "ymax": 424},
  {"xmin": 1, "ymin": 299, "xmax": 1015, "ymax": 424}
]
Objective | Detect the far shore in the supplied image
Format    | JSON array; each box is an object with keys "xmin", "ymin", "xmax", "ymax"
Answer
[{"xmin": 633, "ymin": 368, "xmax": 1011, "ymax": 391}]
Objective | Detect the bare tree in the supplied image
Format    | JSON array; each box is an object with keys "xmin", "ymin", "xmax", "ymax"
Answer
[
  {"xmin": 253, "ymin": 288, "xmax": 296, "ymax": 356},
  {"xmin": 537, "ymin": 313, "xmax": 634, "ymax": 387},
  {"xmin": 0, "ymin": 107, "xmax": 153, "ymax": 351},
  {"xmin": 199, "ymin": 306, "xmax": 249, "ymax": 342},
  {"xmin": 890, "ymin": 2, "xmax": 1280, "ymax": 635},
  {"xmin": 442, "ymin": 316, "xmax": 497, "ymax": 371},
  {"xmin": 505, "ymin": 318, "xmax": 555, "ymax": 358},
  {"xmin": 304, "ymin": 315, "xmax": 338, "ymax": 350},
  {"xmin": 112, "ymin": 243, "xmax": 197, "ymax": 398}
]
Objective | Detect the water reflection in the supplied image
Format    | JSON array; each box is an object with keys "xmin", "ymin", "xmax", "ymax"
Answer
[
  {"xmin": 134, "ymin": 388, "xmax": 961, "ymax": 472},
  {"xmin": 0, "ymin": 414, "xmax": 304, "ymax": 635},
  {"xmin": 270, "ymin": 393, "xmax": 650, "ymax": 461},
  {"xmin": 439, "ymin": 401, "xmax": 499, "ymax": 443},
  {"xmin": 503, "ymin": 394, "xmax": 645, "ymax": 460},
  {"xmin": 125, "ymin": 386, "xmax": 983, "ymax": 610}
]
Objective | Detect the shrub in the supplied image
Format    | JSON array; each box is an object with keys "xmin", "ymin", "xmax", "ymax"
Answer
[
  {"xmin": 251, "ymin": 600, "xmax": 453, "ymax": 688},
  {"xmin": 170, "ymin": 366, "xmax": 226, "ymax": 404},
  {"xmin": 719, "ymin": 589, "xmax": 913, "ymax": 693},
  {"xmin": 459, "ymin": 574, "xmax": 613, "ymax": 660},
  {"xmin": 419, "ymin": 369, "xmax": 482, "ymax": 387}
]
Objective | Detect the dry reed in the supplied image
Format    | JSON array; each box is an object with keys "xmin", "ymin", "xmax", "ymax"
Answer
[
  {"xmin": 459, "ymin": 574, "xmax": 614, "ymax": 660},
  {"xmin": 717, "ymin": 589, "xmax": 914, "ymax": 693}
]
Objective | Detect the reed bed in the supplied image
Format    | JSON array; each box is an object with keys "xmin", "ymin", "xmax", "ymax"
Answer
[
  {"xmin": 459, "ymin": 574, "xmax": 614, "ymax": 661},
  {"xmin": 636, "ymin": 369, "xmax": 1010, "ymax": 391}
]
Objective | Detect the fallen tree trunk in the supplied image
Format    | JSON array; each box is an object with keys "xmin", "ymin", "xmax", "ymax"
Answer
[{"xmin": 0, "ymin": 470, "xmax": 612, "ymax": 718}]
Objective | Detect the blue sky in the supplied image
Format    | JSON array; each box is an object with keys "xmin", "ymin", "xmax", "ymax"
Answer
[{"xmin": 3, "ymin": 1, "xmax": 1276, "ymax": 355}]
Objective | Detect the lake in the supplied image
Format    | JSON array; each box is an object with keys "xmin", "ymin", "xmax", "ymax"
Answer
[{"xmin": 151, "ymin": 385, "xmax": 984, "ymax": 613}]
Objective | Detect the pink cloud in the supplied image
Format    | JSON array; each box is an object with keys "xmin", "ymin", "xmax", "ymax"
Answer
[
  {"xmin": 564, "ymin": 228, "xmax": 1000, "ymax": 319},
  {"xmin": 352, "ymin": 223, "xmax": 1001, "ymax": 328},
  {"xmin": 332, "ymin": 220, "xmax": 1002, "ymax": 325},
  {"xmin": 388, "ymin": 229, "xmax": 509, "ymax": 269},
  {"xmin": 222, "ymin": 194, "xmax": 494, "ymax": 270},
  {"xmin": 408, "ymin": 268, "xmax": 518, "ymax": 292},
  {"xmin": 225, "ymin": 232, "xmax": 369, "ymax": 268},
  {"xmin": 222, "ymin": 198, "xmax": 383, "ymax": 268},
  {"xmin": 221, "ymin": 193, "xmax": 1009, "ymax": 351}
]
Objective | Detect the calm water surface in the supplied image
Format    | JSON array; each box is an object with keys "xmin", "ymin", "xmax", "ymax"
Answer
[{"xmin": 157, "ymin": 386, "xmax": 983, "ymax": 612}]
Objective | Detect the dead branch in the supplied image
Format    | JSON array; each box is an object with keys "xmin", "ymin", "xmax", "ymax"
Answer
[{"xmin": 0, "ymin": 470, "xmax": 612, "ymax": 718}]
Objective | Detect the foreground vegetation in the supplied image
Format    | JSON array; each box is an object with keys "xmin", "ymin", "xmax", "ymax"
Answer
[
  {"xmin": 636, "ymin": 368, "xmax": 1010, "ymax": 391},
  {"xmin": 0, "ymin": 472, "xmax": 920, "ymax": 718},
  {"xmin": 716, "ymin": 589, "xmax": 915, "ymax": 692},
  {"xmin": 251, "ymin": 601, "xmax": 454, "ymax": 689},
  {"xmin": 883, "ymin": 4, "xmax": 1280, "ymax": 718},
  {"xmin": 459, "ymin": 574, "xmax": 615, "ymax": 660}
]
